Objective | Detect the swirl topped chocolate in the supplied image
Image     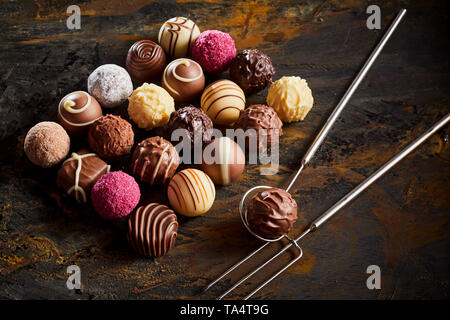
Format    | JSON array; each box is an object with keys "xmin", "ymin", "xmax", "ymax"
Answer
[
  {"xmin": 229, "ymin": 49, "xmax": 275, "ymax": 94},
  {"xmin": 246, "ymin": 187, "xmax": 298, "ymax": 239},
  {"xmin": 128, "ymin": 203, "xmax": 178, "ymax": 258},
  {"xmin": 126, "ymin": 40, "xmax": 167, "ymax": 84}
]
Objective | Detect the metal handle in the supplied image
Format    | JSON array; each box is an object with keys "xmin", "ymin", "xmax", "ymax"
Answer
[
  {"xmin": 311, "ymin": 112, "xmax": 450, "ymax": 229},
  {"xmin": 285, "ymin": 8, "xmax": 407, "ymax": 193}
]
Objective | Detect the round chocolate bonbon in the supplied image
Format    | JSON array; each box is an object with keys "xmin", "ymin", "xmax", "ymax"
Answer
[
  {"xmin": 167, "ymin": 105, "xmax": 213, "ymax": 145},
  {"xmin": 158, "ymin": 17, "xmax": 200, "ymax": 58},
  {"xmin": 126, "ymin": 40, "xmax": 167, "ymax": 84}
]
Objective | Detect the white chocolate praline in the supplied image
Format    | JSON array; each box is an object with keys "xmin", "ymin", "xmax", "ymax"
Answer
[
  {"xmin": 167, "ymin": 168, "xmax": 215, "ymax": 217},
  {"xmin": 267, "ymin": 76, "xmax": 314, "ymax": 122},
  {"xmin": 158, "ymin": 17, "xmax": 200, "ymax": 58},
  {"xmin": 200, "ymin": 79, "xmax": 245, "ymax": 126}
]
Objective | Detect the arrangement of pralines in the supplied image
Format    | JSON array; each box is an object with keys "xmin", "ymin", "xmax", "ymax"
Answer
[{"xmin": 23, "ymin": 16, "xmax": 316, "ymax": 258}]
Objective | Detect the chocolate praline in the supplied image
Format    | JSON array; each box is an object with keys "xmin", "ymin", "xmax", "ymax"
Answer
[
  {"xmin": 131, "ymin": 136, "xmax": 179, "ymax": 185},
  {"xmin": 246, "ymin": 187, "xmax": 298, "ymax": 239},
  {"xmin": 162, "ymin": 58, "xmax": 205, "ymax": 102},
  {"xmin": 229, "ymin": 49, "xmax": 275, "ymax": 95},
  {"xmin": 167, "ymin": 105, "xmax": 213, "ymax": 145},
  {"xmin": 57, "ymin": 91, "xmax": 102, "ymax": 135},
  {"xmin": 126, "ymin": 40, "xmax": 167, "ymax": 84}
]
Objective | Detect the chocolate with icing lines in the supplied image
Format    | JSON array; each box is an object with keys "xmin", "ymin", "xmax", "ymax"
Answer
[
  {"xmin": 56, "ymin": 150, "xmax": 110, "ymax": 203},
  {"xmin": 126, "ymin": 40, "xmax": 167, "ymax": 84},
  {"xmin": 57, "ymin": 91, "xmax": 102, "ymax": 135},
  {"xmin": 158, "ymin": 17, "xmax": 200, "ymax": 58}
]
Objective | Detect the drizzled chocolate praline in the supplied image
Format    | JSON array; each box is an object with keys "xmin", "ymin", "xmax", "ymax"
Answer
[{"xmin": 126, "ymin": 40, "xmax": 167, "ymax": 84}]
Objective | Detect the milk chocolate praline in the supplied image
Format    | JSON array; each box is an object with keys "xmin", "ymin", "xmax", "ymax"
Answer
[
  {"xmin": 167, "ymin": 105, "xmax": 213, "ymax": 145},
  {"xmin": 126, "ymin": 40, "xmax": 167, "ymax": 84},
  {"xmin": 247, "ymin": 187, "xmax": 298, "ymax": 239},
  {"xmin": 229, "ymin": 49, "xmax": 275, "ymax": 94}
]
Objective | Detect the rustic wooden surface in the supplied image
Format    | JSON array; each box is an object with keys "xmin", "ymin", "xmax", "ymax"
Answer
[{"xmin": 0, "ymin": 0, "xmax": 449, "ymax": 300}]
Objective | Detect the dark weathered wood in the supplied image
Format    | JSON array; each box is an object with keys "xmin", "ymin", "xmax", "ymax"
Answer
[{"xmin": 0, "ymin": 0, "xmax": 449, "ymax": 299}]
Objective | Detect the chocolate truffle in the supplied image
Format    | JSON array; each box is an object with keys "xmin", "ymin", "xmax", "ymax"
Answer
[
  {"xmin": 267, "ymin": 76, "xmax": 314, "ymax": 122},
  {"xmin": 24, "ymin": 121, "xmax": 70, "ymax": 168},
  {"xmin": 56, "ymin": 150, "xmax": 110, "ymax": 203},
  {"xmin": 126, "ymin": 40, "xmax": 167, "ymax": 84},
  {"xmin": 162, "ymin": 58, "xmax": 205, "ymax": 102},
  {"xmin": 57, "ymin": 91, "xmax": 102, "ymax": 135},
  {"xmin": 128, "ymin": 83, "xmax": 175, "ymax": 130},
  {"xmin": 131, "ymin": 136, "xmax": 179, "ymax": 185},
  {"xmin": 247, "ymin": 188, "xmax": 298, "ymax": 239},
  {"xmin": 128, "ymin": 203, "xmax": 178, "ymax": 258},
  {"xmin": 167, "ymin": 105, "xmax": 213, "ymax": 145},
  {"xmin": 168, "ymin": 168, "xmax": 215, "ymax": 217},
  {"xmin": 158, "ymin": 17, "xmax": 200, "ymax": 58},
  {"xmin": 87, "ymin": 64, "xmax": 133, "ymax": 108},
  {"xmin": 201, "ymin": 137, "xmax": 245, "ymax": 185},
  {"xmin": 200, "ymin": 80, "xmax": 245, "ymax": 126},
  {"xmin": 234, "ymin": 104, "xmax": 283, "ymax": 151},
  {"xmin": 230, "ymin": 49, "xmax": 275, "ymax": 94},
  {"xmin": 88, "ymin": 114, "xmax": 134, "ymax": 161}
]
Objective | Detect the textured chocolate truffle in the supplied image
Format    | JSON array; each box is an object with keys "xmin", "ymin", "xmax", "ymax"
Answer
[
  {"xmin": 247, "ymin": 188, "xmax": 298, "ymax": 239},
  {"xmin": 57, "ymin": 91, "xmax": 102, "ymax": 135},
  {"xmin": 88, "ymin": 114, "xmax": 134, "ymax": 161},
  {"xmin": 234, "ymin": 104, "xmax": 283, "ymax": 151},
  {"xmin": 56, "ymin": 150, "xmax": 110, "ymax": 203},
  {"xmin": 201, "ymin": 137, "xmax": 245, "ymax": 185},
  {"xmin": 128, "ymin": 203, "xmax": 178, "ymax": 258},
  {"xmin": 230, "ymin": 49, "xmax": 275, "ymax": 94},
  {"xmin": 131, "ymin": 136, "xmax": 179, "ymax": 185},
  {"xmin": 126, "ymin": 40, "xmax": 167, "ymax": 84},
  {"xmin": 167, "ymin": 105, "xmax": 213, "ymax": 145},
  {"xmin": 24, "ymin": 121, "xmax": 70, "ymax": 168},
  {"xmin": 162, "ymin": 58, "xmax": 205, "ymax": 102}
]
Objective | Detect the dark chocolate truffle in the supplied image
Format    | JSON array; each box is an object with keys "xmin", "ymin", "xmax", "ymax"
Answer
[
  {"xmin": 229, "ymin": 49, "xmax": 275, "ymax": 94},
  {"xmin": 128, "ymin": 203, "xmax": 178, "ymax": 258},
  {"xmin": 234, "ymin": 104, "xmax": 283, "ymax": 151},
  {"xmin": 162, "ymin": 58, "xmax": 205, "ymax": 102},
  {"xmin": 131, "ymin": 136, "xmax": 179, "ymax": 185},
  {"xmin": 56, "ymin": 149, "xmax": 110, "ymax": 203},
  {"xmin": 167, "ymin": 105, "xmax": 213, "ymax": 145},
  {"xmin": 57, "ymin": 91, "xmax": 102, "ymax": 135},
  {"xmin": 126, "ymin": 40, "xmax": 167, "ymax": 84},
  {"xmin": 88, "ymin": 114, "xmax": 134, "ymax": 161},
  {"xmin": 246, "ymin": 187, "xmax": 298, "ymax": 239}
]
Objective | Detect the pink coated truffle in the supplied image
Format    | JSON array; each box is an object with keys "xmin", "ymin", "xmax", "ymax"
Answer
[
  {"xmin": 91, "ymin": 171, "xmax": 140, "ymax": 220},
  {"xmin": 192, "ymin": 30, "xmax": 236, "ymax": 74}
]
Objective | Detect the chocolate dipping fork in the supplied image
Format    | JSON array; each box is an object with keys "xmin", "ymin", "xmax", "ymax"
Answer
[{"xmin": 204, "ymin": 9, "xmax": 445, "ymax": 299}]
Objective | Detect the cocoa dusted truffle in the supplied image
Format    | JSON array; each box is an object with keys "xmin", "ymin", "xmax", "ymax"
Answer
[
  {"xmin": 246, "ymin": 187, "xmax": 298, "ymax": 239},
  {"xmin": 167, "ymin": 105, "xmax": 213, "ymax": 145},
  {"xmin": 88, "ymin": 114, "xmax": 134, "ymax": 161},
  {"xmin": 131, "ymin": 136, "xmax": 179, "ymax": 185},
  {"xmin": 128, "ymin": 203, "xmax": 178, "ymax": 258},
  {"xmin": 56, "ymin": 149, "xmax": 110, "ymax": 203},
  {"xmin": 126, "ymin": 40, "xmax": 167, "ymax": 84},
  {"xmin": 234, "ymin": 104, "xmax": 283, "ymax": 151},
  {"xmin": 230, "ymin": 49, "xmax": 275, "ymax": 95}
]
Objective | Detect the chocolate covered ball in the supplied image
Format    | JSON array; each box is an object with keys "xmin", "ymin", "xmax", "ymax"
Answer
[
  {"xmin": 131, "ymin": 136, "xmax": 179, "ymax": 185},
  {"xmin": 128, "ymin": 203, "xmax": 178, "ymax": 258},
  {"xmin": 162, "ymin": 58, "xmax": 205, "ymax": 103},
  {"xmin": 24, "ymin": 121, "xmax": 70, "ymax": 168},
  {"xmin": 167, "ymin": 105, "xmax": 213, "ymax": 145},
  {"xmin": 233, "ymin": 104, "xmax": 283, "ymax": 151},
  {"xmin": 247, "ymin": 188, "xmax": 298, "ymax": 239},
  {"xmin": 158, "ymin": 17, "xmax": 200, "ymax": 58},
  {"xmin": 87, "ymin": 64, "xmax": 133, "ymax": 108},
  {"xmin": 126, "ymin": 40, "xmax": 167, "ymax": 84},
  {"xmin": 88, "ymin": 114, "xmax": 134, "ymax": 161},
  {"xmin": 201, "ymin": 137, "xmax": 245, "ymax": 185},
  {"xmin": 230, "ymin": 49, "xmax": 275, "ymax": 95},
  {"xmin": 57, "ymin": 91, "xmax": 102, "ymax": 135}
]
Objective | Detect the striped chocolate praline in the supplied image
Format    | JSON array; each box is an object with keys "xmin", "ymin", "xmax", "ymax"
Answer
[
  {"xmin": 200, "ymin": 79, "xmax": 245, "ymax": 126},
  {"xmin": 126, "ymin": 40, "xmax": 167, "ymax": 84},
  {"xmin": 158, "ymin": 17, "xmax": 200, "ymax": 58},
  {"xmin": 128, "ymin": 203, "xmax": 178, "ymax": 258},
  {"xmin": 167, "ymin": 168, "xmax": 215, "ymax": 217}
]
